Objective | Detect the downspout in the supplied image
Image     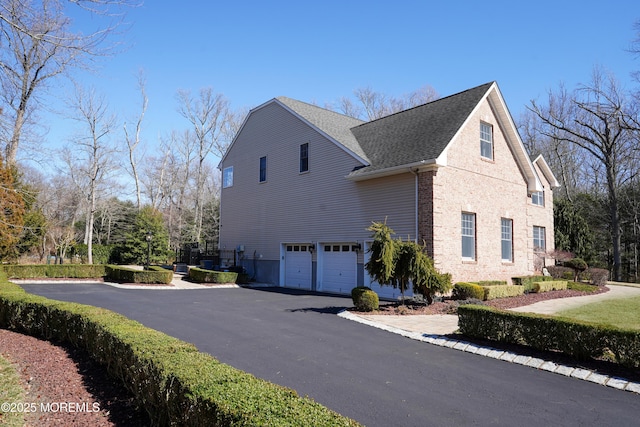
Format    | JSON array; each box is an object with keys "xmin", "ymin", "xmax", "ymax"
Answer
[{"xmin": 410, "ymin": 168, "xmax": 419, "ymax": 242}]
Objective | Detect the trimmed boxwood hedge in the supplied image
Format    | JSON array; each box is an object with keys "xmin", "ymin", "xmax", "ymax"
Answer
[
  {"xmin": 458, "ymin": 304, "xmax": 640, "ymax": 367},
  {"xmin": 0, "ymin": 274, "xmax": 360, "ymax": 426},
  {"xmin": 452, "ymin": 283, "xmax": 485, "ymax": 300},
  {"xmin": 104, "ymin": 265, "xmax": 173, "ymax": 284},
  {"xmin": 188, "ymin": 267, "xmax": 239, "ymax": 284},
  {"xmin": 2, "ymin": 264, "xmax": 106, "ymax": 279},
  {"xmin": 482, "ymin": 285, "xmax": 525, "ymax": 300},
  {"xmin": 531, "ymin": 280, "xmax": 567, "ymax": 293},
  {"xmin": 512, "ymin": 275, "xmax": 555, "ymax": 292}
]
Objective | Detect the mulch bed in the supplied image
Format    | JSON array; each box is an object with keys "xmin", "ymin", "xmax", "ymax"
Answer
[{"xmin": 0, "ymin": 329, "xmax": 150, "ymax": 427}]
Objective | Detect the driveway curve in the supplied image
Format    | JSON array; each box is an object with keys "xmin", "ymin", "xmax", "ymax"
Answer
[{"xmin": 18, "ymin": 283, "xmax": 640, "ymax": 427}]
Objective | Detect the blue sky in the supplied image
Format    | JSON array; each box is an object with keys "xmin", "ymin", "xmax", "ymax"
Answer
[{"xmin": 41, "ymin": 0, "xmax": 639, "ymax": 170}]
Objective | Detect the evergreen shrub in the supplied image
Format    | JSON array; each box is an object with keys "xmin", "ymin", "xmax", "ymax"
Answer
[{"xmin": 452, "ymin": 282, "xmax": 485, "ymax": 300}]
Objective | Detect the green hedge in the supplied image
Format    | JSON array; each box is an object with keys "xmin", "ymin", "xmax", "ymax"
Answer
[
  {"xmin": 0, "ymin": 276, "xmax": 360, "ymax": 426},
  {"xmin": 531, "ymin": 280, "xmax": 568, "ymax": 293},
  {"xmin": 2, "ymin": 264, "xmax": 106, "ymax": 279},
  {"xmin": 458, "ymin": 305, "xmax": 640, "ymax": 367},
  {"xmin": 512, "ymin": 275, "xmax": 555, "ymax": 292},
  {"xmin": 104, "ymin": 265, "xmax": 173, "ymax": 284},
  {"xmin": 452, "ymin": 282, "xmax": 485, "ymax": 300},
  {"xmin": 188, "ymin": 267, "xmax": 239, "ymax": 284},
  {"xmin": 477, "ymin": 280, "xmax": 507, "ymax": 286},
  {"xmin": 482, "ymin": 285, "xmax": 525, "ymax": 300}
]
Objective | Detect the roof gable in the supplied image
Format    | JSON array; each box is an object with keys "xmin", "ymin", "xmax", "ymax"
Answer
[
  {"xmin": 275, "ymin": 97, "xmax": 369, "ymax": 163},
  {"xmin": 349, "ymin": 82, "xmax": 493, "ymax": 176}
]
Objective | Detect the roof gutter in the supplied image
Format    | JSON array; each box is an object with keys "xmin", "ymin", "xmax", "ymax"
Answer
[{"xmin": 346, "ymin": 158, "xmax": 443, "ymax": 181}]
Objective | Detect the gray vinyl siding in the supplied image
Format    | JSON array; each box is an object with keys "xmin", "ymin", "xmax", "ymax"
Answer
[{"xmin": 220, "ymin": 101, "xmax": 415, "ymax": 262}]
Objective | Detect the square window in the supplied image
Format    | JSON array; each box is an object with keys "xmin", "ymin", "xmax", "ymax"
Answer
[
  {"xmin": 501, "ymin": 218, "xmax": 513, "ymax": 262},
  {"xmin": 300, "ymin": 143, "xmax": 309, "ymax": 173},
  {"xmin": 259, "ymin": 156, "xmax": 267, "ymax": 182},
  {"xmin": 480, "ymin": 122, "xmax": 493, "ymax": 160},
  {"xmin": 223, "ymin": 166, "xmax": 234, "ymax": 188},
  {"xmin": 462, "ymin": 212, "xmax": 476, "ymax": 260},
  {"xmin": 532, "ymin": 191, "xmax": 544, "ymax": 206}
]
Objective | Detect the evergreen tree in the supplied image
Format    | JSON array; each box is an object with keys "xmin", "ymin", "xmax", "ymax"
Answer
[{"xmin": 0, "ymin": 162, "xmax": 25, "ymax": 260}]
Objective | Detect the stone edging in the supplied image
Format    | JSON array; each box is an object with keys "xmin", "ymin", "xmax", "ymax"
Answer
[{"xmin": 337, "ymin": 310, "xmax": 640, "ymax": 395}]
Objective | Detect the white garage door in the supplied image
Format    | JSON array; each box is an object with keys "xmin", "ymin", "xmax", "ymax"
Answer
[
  {"xmin": 284, "ymin": 244, "xmax": 312, "ymax": 289},
  {"xmin": 321, "ymin": 244, "xmax": 357, "ymax": 295}
]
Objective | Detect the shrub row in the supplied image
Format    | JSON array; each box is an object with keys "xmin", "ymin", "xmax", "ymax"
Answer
[
  {"xmin": 0, "ymin": 276, "xmax": 360, "ymax": 426},
  {"xmin": 476, "ymin": 280, "xmax": 507, "ymax": 286},
  {"xmin": 452, "ymin": 283, "xmax": 485, "ymax": 300},
  {"xmin": 511, "ymin": 275, "xmax": 555, "ymax": 292},
  {"xmin": 453, "ymin": 283, "xmax": 525, "ymax": 301},
  {"xmin": 458, "ymin": 305, "xmax": 640, "ymax": 368},
  {"xmin": 188, "ymin": 267, "xmax": 239, "ymax": 284},
  {"xmin": 104, "ymin": 265, "xmax": 173, "ymax": 284},
  {"xmin": 2, "ymin": 264, "xmax": 106, "ymax": 279},
  {"xmin": 482, "ymin": 285, "xmax": 525, "ymax": 300},
  {"xmin": 544, "ymin": 267, "xmax": 610, "ymax": 286},
  {"xmin": 531, "ymin": 280, "xmax": 567, "ymax": 293}
]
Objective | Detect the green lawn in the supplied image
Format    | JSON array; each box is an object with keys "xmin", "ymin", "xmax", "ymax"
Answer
[
  {"xmin": 0, "ymin": 353, "xmax": 25, "ymax": 427},
  {"xmin": 556, "ymin": 296, "xmax": 640, "ymax": 330}
]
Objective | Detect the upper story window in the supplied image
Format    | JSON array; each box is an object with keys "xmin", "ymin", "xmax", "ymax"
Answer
[
  {"xmin": 461, "ymin": 212, "xmax": 476, "ymax": 260},
  {"xmin": 501, "ymin": 218, "xmax": 513, "ymax": 262},
  {"xmin": 259, "ymin": 156, "xmax": 267, "ymax": 182},
  {"xmin": 531, "ymin": 190, "xmax": 544, "ymax": 206},
  {"xmin": 223, "ymin": 166, "xmax": 234, "ymax": 188},
  {"xmin": 300, "ymin": 143, "xmax": 309, "ymax": 173},
  {"xmin": 480, "ymin": 122, "xmax": 493, "ymax": 160}
]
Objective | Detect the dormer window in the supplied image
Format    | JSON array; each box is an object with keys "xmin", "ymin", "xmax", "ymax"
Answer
[{"xmin": 480, "ymin": 122, "xmax": 493, "ymax": 160}]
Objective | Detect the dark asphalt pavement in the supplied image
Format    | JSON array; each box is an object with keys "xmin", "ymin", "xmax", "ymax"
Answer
[{"xmin": 19, "ymin": 283, "xmax": 640, "ymax": 426}]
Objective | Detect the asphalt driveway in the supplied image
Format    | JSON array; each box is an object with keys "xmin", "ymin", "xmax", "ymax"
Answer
[{"xmin": 19, "ymin": 283, "xmax": 640, "ymax": 426}]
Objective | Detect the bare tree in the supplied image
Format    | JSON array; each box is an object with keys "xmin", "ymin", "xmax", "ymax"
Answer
[
  {"xmin": 176, "ymin": 87, "xmax": 230, "ymax": 242},
  {"xmin": 65, "ymin": 85, "xmax": 119, "ymax": 264},
  {"xmin": 123, "ymin": 70, "xmax": 148, "ymax": 210},
  {"xmin": 0, "ymin": 0, "xmax": 135, "ymax": 167},
  {"xmin": 328, "ymin": 84, "xmax": 439, "ymax": 120},
  {"xmin": 529, "ymin": 67, "xmax": 640, "ymax": 280}
]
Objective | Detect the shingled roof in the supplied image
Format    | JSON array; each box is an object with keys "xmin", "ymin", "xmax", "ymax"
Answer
[
  {"xmin": 225, "ymin": 82, "xmax": 543, "ymax": 190},
  {"xmin": 349, "ymin": 82, "xmax": 494, "ymax": 177},
  {"xmin": 275, "ymin": 96, "xmax": 369, "ymax": 163}
]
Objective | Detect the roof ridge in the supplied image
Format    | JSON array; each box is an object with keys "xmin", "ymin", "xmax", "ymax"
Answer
[{"xmin": 351, "ymin": 81, "xmax": 495, "ymax": 128}]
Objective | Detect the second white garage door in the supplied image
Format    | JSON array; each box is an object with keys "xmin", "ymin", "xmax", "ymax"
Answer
[
  {"xmin": 320, "ymin": 244, "xmax": 357, "ymax": 295},
  {"xmin": 284, "ymin": 244, "xmax": 312, "ymax": 290}
]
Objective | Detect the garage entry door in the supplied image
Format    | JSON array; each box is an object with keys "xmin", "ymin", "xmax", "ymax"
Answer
[
  {"xmin": 320, "ymin": 244, "xmax": 357, "ymax": 295},
  {"xmin": 284, "ymin": 244, "xmax": 312, "ymax": 289}
]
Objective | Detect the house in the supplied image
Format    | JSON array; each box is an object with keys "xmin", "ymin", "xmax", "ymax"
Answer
[{"xmin": 218, "ymin": 82, "xmax": 559, "ymax": 298}]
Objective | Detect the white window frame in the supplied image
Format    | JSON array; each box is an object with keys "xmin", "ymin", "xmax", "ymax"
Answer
[
  {"xmin": 531, "ymin": 190, "xmax": 544, "ymax": 206},
  {"xmin": 223, "ymin": 166, "xmax": 234, "ymax": 188},
  {"xmin": 533, "ymin": 226, "xmax": 546, "ymax": 252},
  {"xmin": 480, "ymin": 122, "xmax": 493, "ymax": 160},
  {"xmin": 461, "ymin": 212, "xmax": 476, "ymax": 260},
  {"xmin": 501, "ymin": 218, "xmax": 513, "ymax": 262}
]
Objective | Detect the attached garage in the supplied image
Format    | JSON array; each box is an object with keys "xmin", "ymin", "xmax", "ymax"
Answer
[
  {"xmin": 319, "ymin": 243, "xmax": 357, "ymax": 294},
  {"xmin": 284, "ymin": 244, "xmax": 312, "ymax": 289}
]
